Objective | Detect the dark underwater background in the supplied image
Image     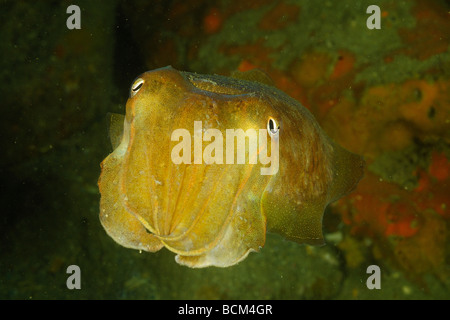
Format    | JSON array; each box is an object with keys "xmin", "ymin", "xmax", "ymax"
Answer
[{"xmin": 0, "ymin": 0, "xmax": 449, "ymax": 299}]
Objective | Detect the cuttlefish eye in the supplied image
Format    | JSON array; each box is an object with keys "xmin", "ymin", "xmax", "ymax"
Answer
[
  {"xmin": 267, "ymin": 117, "xmax": 280, "ymax": 136},
  {"xmin": 130, "ymin": 78, "xmax": 144, "ymax": 97}
]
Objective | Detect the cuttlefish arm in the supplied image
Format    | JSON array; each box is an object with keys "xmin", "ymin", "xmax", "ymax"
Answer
[{"xmin": 99, "ymin": 112, "xmax": 163, "ymax": 252}]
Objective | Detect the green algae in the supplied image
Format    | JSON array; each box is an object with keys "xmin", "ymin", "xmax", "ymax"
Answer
[
  {"xmin": 368, "ymin": 144, "xmax": 429, "ymax": 189},
  {"xmin": 368, "ymin": 140, "xmax": 450, "ymax": 190},
  {"xmin": 192, "ymin": 3, "xmax": 274, "ymax": 72},
  {"xmin": 190, "ymin": 0, "xmax": 415, "ymax": 73},
  {"xmin": 191, "ymin": 0, "xmax": 450, "ymax": 91},
  {"xmin": 356, "ymin": 47, "xmax": 450, "ymax": 85}
]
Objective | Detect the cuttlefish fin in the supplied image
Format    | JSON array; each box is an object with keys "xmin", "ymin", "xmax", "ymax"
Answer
[
  {"xmin": 231, "ymin": 69, "xmax": 275, "ymax": 87},
  {"xmin": 328, "ymin": 143, "xmax": 365, "ymax": 203},
  {"xmin": 262, "ymin": 194, "xmax": 327, "ymax": 246},
  {"xmin": 107, "ymin": 112, "xmax": 125, "ymax": 150}
]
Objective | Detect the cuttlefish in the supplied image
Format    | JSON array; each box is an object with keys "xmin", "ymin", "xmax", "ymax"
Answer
[{"xmin": 98, "ymin": 66, "xmax": 364, "ymax": 268}]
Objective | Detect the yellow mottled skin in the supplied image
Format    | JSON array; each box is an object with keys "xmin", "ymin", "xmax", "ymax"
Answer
[{"xmin": 98, "ymin": 66, "xmax": 364, "ymax": 268}]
